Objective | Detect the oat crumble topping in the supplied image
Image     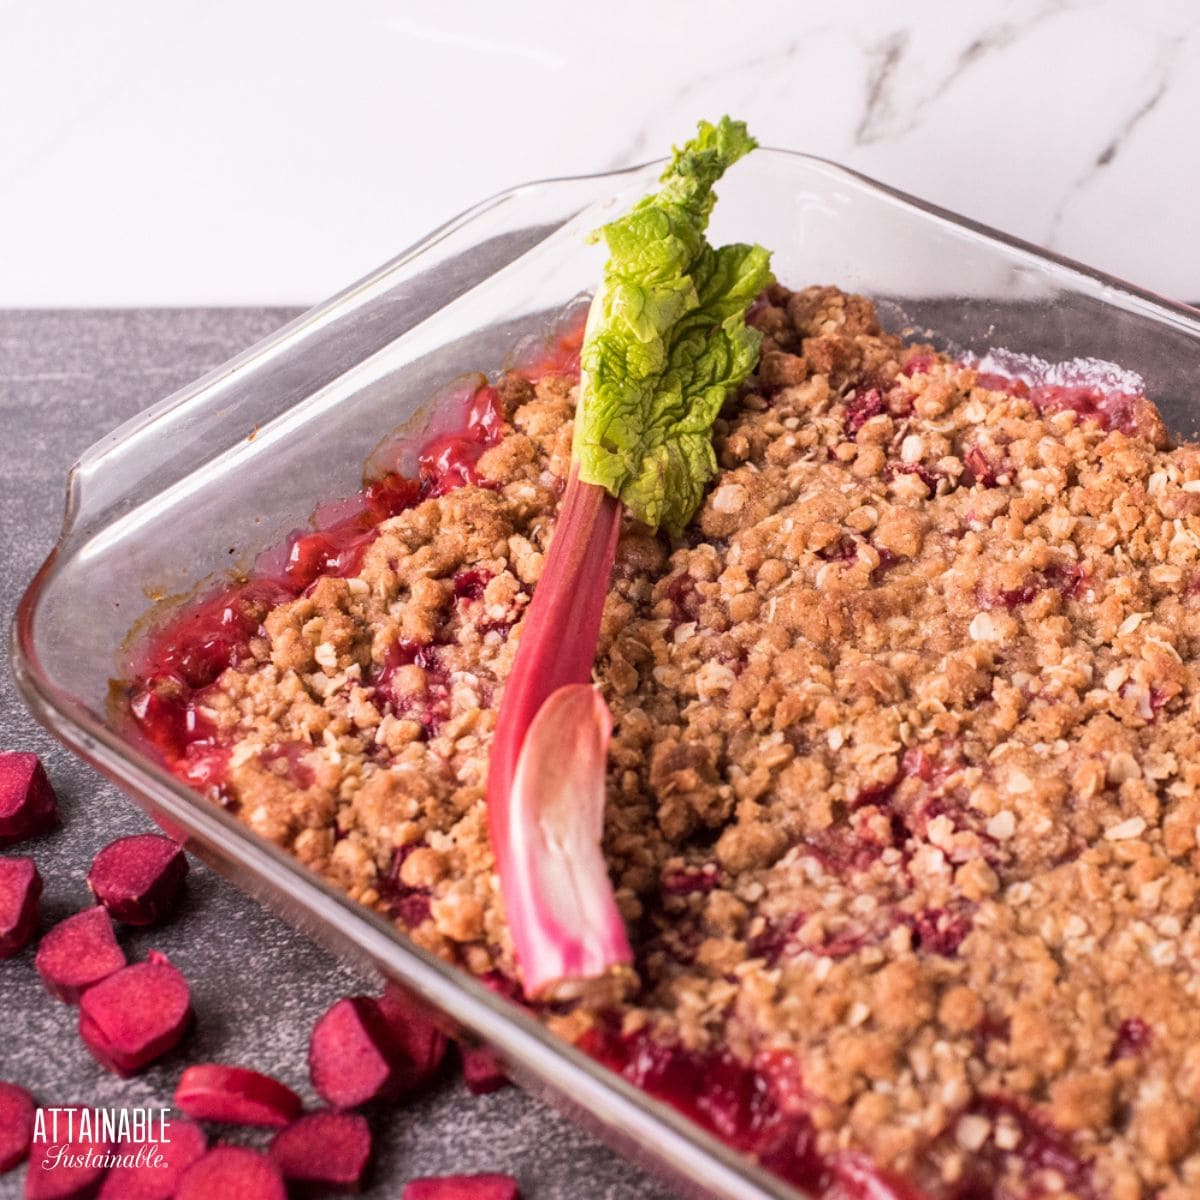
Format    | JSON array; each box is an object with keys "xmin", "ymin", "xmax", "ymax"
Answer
[{"xmin": 131, "ymin": 284, "xmax": 1200, "ymax": 1199}]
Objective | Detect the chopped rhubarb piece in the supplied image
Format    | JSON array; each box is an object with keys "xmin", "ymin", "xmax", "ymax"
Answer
[
  {"xmin": 0, "ymin": 1081, "xmax": 34, "ymax": 1173},
  {"xmin": 499, "ymin": 682, "xmax": 633, "ymax": 999},
  {"xmin": 661, "ymin": 864, "xmax": 721, "ymax": 895},
  {"xmin": 1110, "ymin": 1016, "xmax": 1151, "ymax": 1061},
  {"xmin": 378, "ymin": 985, "xmax": 449, "ymax": 1091},
  {"xmin": 452, "ymin": 567, "xmax": 491, "ymax": 601},
  {"xmin": 1044, "ymin": 558, "xmax": 1087, "ymax": 599},
  {"xmin": 0, "ymin": 856, "xmax": 41, "ymax": 958},
  {"xmin": 87, "ymin": 834, "xmax": 188, "ymax": 926},
  {"xmin": 1030, "ymin": 383, "xmax": 1144, "ymax": 436},
  {"xmin": 310, "ymin": 995, "xmax": 414, "ymax": 1109},
  {"xmin": 176, "ymin": 1146, "xmax": 286, "ymax": 1200},
  {"xmin": 962, "ymin": 445, "xmax": 1002, "ymax": 487},
  {"xmin": 403, "ymin": 1174, "xmax": 519, "ymax": 1200},
  {"xmin": 662, "ymin": 571, "xmax": 701, "ymax": 624},
  {"xmin": 888, "ymin": 460, "xmax": 939, "ymax": 492},
  {"xmin": 97, "ymin": 1119, "xmax": 206, "ymax": 1199},
  {"xmin": 78, "ymin": 956, "xmax": 192, "ymax": 1075},
  {"xmin": 844, "ymin": 387, "xmax": 884, "ymax": 436},
  {"xmin": 269, "ymin": 1111, "xmax": 371, "ymax": 1190},
  {"xmin": 461, "ymin": 1047, "xmax": 509, "ymax": 1095},
  {"xmin": 515, "ymin": 317, "xmax": 585, "ymax": 383},
  {"xmin": 0, "ymin": 753, "xmax": 58, "ymax": 846},
  {"xmin": 25, "ymin": 1107, "xmax": 113, "ymax": 1200},
  {"xmin": 174, "ymin": 1065, "xmax": 302, "ymax": 1127},
  {"xmin": 36, "ymin": 908, "xmax": 126, "ymax": 1002},
  {"xmin": 905, "ymin": 908, "xmax": 972, "ymax": 957}
]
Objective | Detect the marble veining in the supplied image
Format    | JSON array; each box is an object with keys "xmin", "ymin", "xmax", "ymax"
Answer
[
  {"xmin": 1048, "ymin": 29, "xmax": 1185, "ymax": 242},
  {"xmin": 0, "ymin": 0, "xmax": 1196, "ymax": 306},
  {"xmin": 850, "ymin": 2, "xmax": 1077, "ymax": 147}
]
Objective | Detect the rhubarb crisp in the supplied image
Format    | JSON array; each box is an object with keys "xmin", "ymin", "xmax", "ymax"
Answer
[{"xmin": 128, "ymin": 284, "xmax": 1200, "ymax": 1199}]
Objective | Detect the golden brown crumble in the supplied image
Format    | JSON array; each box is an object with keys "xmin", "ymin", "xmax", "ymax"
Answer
[{"xmin": 194, "ymin": 283, "xmax": 1200, "ymax": 1198}]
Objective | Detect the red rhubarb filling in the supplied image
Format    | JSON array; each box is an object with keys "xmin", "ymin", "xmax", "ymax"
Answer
[{"xmin": 124, "ymin": 380, "xmax": 512, "ymax": 791}]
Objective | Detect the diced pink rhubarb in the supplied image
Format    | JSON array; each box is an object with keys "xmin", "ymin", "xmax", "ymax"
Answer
[
  {"xmin": 87, "ymin": 834, "xmax": 188, "ymax": 926},
  {"xmin": 486, "ymin": 471, "xmax": 630, "ymax": 1000},
  {"xmin": 0, "ymin": 856, "xmax": 41, "ymax": 958},
  {"xmin": 500, "ymin": 683, "xmax": 632, "ymax": 998},
  {"xmin": 35, "ymin": 908, "xmax": 126, "ymax": 1002},
  {"xmin": 77, "ymin": 956, "xmax": 192, "ymax": 1075},
  {"xmin": 269, "ymin": 1111, "xmax": 371, "ymax": 1190},
  {"xmin": 844, "ymin": 386, "xmax": 884, "ymax": 437},
  {"xmin": 461, "ymin": 1047, "xmax": 509, "ymax": 1095},
  {"xmin": 173, "ymin": 1064, "xmax": 302, "ymax": 1127},
  {"xmin": 0, "ymin": 1081, "xmax": 34, "ymax": 1173},
  {"xmin": 310, "ymin": 995, "xmax": 414, "ymax": 1109},
  {"xmin": 175, "ymin": 1146, "xmax": 286, "ymax": 1200},
  {"xmin": 403, "ymin": 1174, "xmax": 519, "ymax": 1200},
  {"xmin": 97, "ymin": 1119, "xmax": 206, "ymax": 1199},
  {"xmin": 25, "ymin": 1107, "xmax": 113, "ymax": 1200},
  {"xmin": 378, "ymin": 985, "xmax": 449, "ymax": 1092},
  {"xmin": 1111, "ymin": 1016, "xmax": 1152, "ymax": 1061},
  {"xmin": 0, "ymin": 753, "xmax": 58, "ymax": 847}
]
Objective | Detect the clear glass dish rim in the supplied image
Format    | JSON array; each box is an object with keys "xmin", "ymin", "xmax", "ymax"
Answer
[{"xmin": 12, "ymin": 148, "xmax": 1200, "ymax": 1200}]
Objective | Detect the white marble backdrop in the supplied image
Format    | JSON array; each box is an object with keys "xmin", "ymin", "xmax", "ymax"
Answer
[{"xmin": 1, "ymin": 0, "xmax": 1196, "ymax": 305}]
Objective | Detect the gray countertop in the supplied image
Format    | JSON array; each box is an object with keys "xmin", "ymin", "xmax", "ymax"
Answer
[{"xmin": 0, "ymin": 309, "xmax": 674, "ymax": 1200}]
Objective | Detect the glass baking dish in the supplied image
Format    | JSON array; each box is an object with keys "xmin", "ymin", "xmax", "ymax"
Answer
[{"xmin": 14, "ymin": 150, "xmax": 1200, "ymax": 1200}]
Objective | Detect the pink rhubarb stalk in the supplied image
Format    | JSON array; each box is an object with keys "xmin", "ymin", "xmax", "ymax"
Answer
[
  {"xmin": 486, "ymin": 472, "xmax": 630, "ymax": 999},
  {"xmin": 485, "ymin": 118, "xmax": 770, "ymax": 999}
]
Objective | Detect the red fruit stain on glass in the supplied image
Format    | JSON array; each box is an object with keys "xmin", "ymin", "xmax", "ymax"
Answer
[
  {"xmin": 513, "ymin": 316, "xmax": 585, "ymax": 384},
  {"xmin": 125, "ymin": 379, "xmax": 508, "ymax": 791},
  {"xmin": 584, "ymin": 1026, "xmax": 928, "ymax": 1199},
  {"xmin": 418, "ymin": 384, "xmax": 504, "ymax": 497},
  {"xmin": 588, "ymin": 1026, "xmax": 1094, "ymax": 1199},
  {"xmin": 974, "ymin": 372, "xmax": 1030, "ymax": 397}
]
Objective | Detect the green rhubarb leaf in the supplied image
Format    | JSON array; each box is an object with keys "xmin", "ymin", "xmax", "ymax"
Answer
[{"xmin": 574, "ymin": 116, "xmax": 773, "ymax": 536}]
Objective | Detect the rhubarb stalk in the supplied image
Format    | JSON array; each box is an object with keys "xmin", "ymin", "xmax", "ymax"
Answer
[{"xmin": 487, "ymin": 117, "xmax": 773, "ymax": 999}]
